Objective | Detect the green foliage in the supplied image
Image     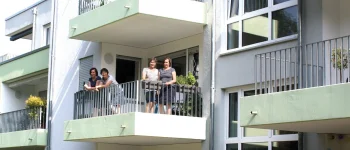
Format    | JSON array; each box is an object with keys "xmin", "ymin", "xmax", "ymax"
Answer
[
  {"xmin": 176, "ymin": 72, "xmax": 197, "ymax": 85},
  {"xmin": 332, "ymin": 49, "xmax": 348, "ymax": 70}
]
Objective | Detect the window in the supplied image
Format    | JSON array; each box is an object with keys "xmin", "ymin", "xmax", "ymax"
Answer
[
  {"xmin": 226, "ymin": 0, "xmax": 298, "ymax": 51},
  {"xmin": 229, "ymin": 93, "xmax": 238, "ymax": 137},
  {"xmin": 43, "ymin": 24, "xmax": 51, "ymax": 46}
]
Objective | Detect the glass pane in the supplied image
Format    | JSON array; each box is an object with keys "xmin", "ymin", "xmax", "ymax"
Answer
[
  {"xmin": 242, "ymin": 143, "xmax": 268, "ymax": 150},
  {"xmin": 272, "ymin": 6, "xmax": 298, "ymax": 39},
  {"xmin": 243, "ymin": 90, "xmax": 269, "ymax": 137},
  {"xmin": 244, "ymin": 0, "xmax": 268, "ymax": 13},
  {"xmin": 274, "ymin": 0, "xmax": 290, "ymax": 5},
  {"xmin": 227, "ymin": 22, "xmax": 239, "ymax": 49},
  {"xmin": 46, "ymin": 27, "xmax": 51, "ymax": 45},
  {"xmin": 243, "ymin": 14, "xmax": 268, "ymax": 46},
  {"xmin": 272, "ymin": 141, "xmax": 298, "ymax": 150},
  {"xmin": 229, "ymin": 0, "xmax": 239, "ymax": 17},
  {"xmin": 229, "ymin": 93, "xmax": 238, "ymax": 137},
  {"xmin": 172, "ymin": 56, "xmax": 187, "ymax": 76},
  {"xmin": 274, "ymin": 130, "xmax": 298, "ymax": 135},
  {"xmin": 227, "ymin": 144, "xmax": 239, "ymax": 150}
]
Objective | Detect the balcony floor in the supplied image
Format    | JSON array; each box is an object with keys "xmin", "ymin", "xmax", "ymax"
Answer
[
  {"xmin": 64, "ymin": 112, "xmax": 206, "ymax": 145},
  {"xmin": 240, "ymin": 83, "xmax": 350, "ymax": 134}
]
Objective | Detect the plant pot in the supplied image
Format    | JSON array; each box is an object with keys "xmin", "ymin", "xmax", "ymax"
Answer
[
  {"xmin": 141, "ymin": 80, "xmax": 162, "ymax": 90},
  {"xmin": 176, "ymin": 85, "xmax": 198, "ymax": 93}
]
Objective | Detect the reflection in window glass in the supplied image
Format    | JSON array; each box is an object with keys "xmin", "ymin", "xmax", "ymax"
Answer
[
  {"xmin": 244, "ymin": 0, "xmax": 268, "ymax": 13},
  {"xmin": 243, "ymin": 90, "xmax": 269, "ymax": 137},
  {"xmin": 229, "ymin": 0, "xmax": 239, "ymax": 17},
  {"xmin": 227, "ymin": 22, "xmax": 239, "ymax": 49},
  {"xmin": 274, "ymin": 0, "xmax": 290, "ymax": 5},
  {"xmin": 272, "ymin": 6, "xmax": 298, "ymax": 39},
  {"xmin": 242, "ymin": 143, "xmax": 268, "ymax": 150},
  {"xmin": 243, "ymin": 14, "xmax": 268, "ymax": 46},
  {"xmin": 227, "ymin": 144, "xmax": 239, "ymax": 150},
  {"xmin": 229, "ymin": 93, "xmax": 238, "ymax": 137},
  {"xmin": 172, "ymin": 56, "xmax": 186, "ymax": 76},
  {"xmin": 274, "ymin": 130, "xmax": 298, "ymax": 135},
  {"xmin": 272, "ymin": 141, "xmax": 298, "ymax": 150}
]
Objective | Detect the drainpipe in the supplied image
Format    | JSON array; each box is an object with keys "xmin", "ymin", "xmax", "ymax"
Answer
[
  {"xmin": 297, "ymin": 0, "xmax": 304, "ymax": 149},
  {"xmin": 46, "ymin": 0, "xmax": 58, "ymax": 150},
  {"xmin": 210, "ymin": 0, "xmax": 216, "ymax": 149},
  {"xmin": 31, "ymin": 7, "xmax": 37, "ymax": 51}
]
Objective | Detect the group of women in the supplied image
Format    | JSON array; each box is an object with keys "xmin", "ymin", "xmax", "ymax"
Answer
[{"xmin": 84, "ymin": 57, "xmax": 177, "ymax": 115}]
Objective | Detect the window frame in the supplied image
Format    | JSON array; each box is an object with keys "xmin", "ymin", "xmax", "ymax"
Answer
[
  {"xmin": 43, "ymin": 23, "xmax": 51, "ymax": 46},
  {"xmin": 224, "ymin": 85, "xmax": 298, "ymax": 150},
  {"xmin": 224, "ymin": 0, "xmax": 298, "ymax": 54}
]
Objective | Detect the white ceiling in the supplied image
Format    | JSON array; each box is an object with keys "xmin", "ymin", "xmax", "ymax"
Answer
[
  {"xmin": 73, "ymin": 14, "xmax": 204, "ymax": 49},
  {"xmin": 248, "ymin": 118, "xmax": 350, "ymax": 134}
]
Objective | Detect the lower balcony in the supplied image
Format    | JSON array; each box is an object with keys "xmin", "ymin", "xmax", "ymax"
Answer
[
  {"xmin": 0, "ymin": 107, "xmax": 47, "ymax": 149},
  {"xmin": 64, "ymin": 81, "xmax": 206, "ymax": 145},
  {"xmin": 240, "ymin": 35, "xmax": 350, "ymax": 134}
]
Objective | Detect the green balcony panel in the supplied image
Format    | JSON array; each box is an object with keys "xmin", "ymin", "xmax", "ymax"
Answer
[
  {"xmin": 69, "ymin": 0, "xmax": 206, "ymax": 48},
  {"xmin": 0, "ymin": 46, "xmax": 49, "ymax": 82},
  {"xmin": 240, "ymin": 83, "xmax": 350, "ymax": 134},
  {"xmin": 0, "ymin": 129, "xmax": 47, "ymax": 149},
  {"xmin": 64, "ymin": 112, "xmax": 206, "ymax": 145}
]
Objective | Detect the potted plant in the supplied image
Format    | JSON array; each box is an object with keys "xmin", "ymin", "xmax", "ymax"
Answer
[
  {"xmin": 25, "ymin": 95, "xmax": 46, "ymax": 119},
  {"xmin": 331, "ymin": 48, "xmax": 348, "ymax": 81},
  {"xmin": 176, "ymin": 72, "xmax": 197, "ymax": 93}
]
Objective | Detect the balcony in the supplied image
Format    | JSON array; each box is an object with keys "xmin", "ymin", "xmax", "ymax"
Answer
[
  {"xmin": 64, "ymin": 81, "xmax": 206, "ymax": 145},
  {"xmin": 240, "ymin": 35, "xmax": 350, "ymax": 134},
  {"xmin": 0, "ymin": 107, "xmax": 47, "ymax": 149},
  {"xmin": 69, "ymin": 0, "xmax": 206, "ymax": 48},
  {"xmin": 0, "ymin": 46, "xmax": 49, "ymax": 83}
]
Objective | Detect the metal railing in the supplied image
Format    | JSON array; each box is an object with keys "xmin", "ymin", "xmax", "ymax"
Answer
[
  {"xmin": 78, "ymin": 0, "xmax": 204, "ymax": 15},
  {"xmin": 74, "ymin": 80, "xmax": 202, "ymax": 119},
  {"xmin": 255, "ymin": 35, "xmax": 350, "ymax": 94},
  {"xmin": 0, "ymin": 54, "xmax": 17, "ymax": 63},
  {"xmin": 0, "ymin": 107, "xmax": 46, "ymax": 133}
]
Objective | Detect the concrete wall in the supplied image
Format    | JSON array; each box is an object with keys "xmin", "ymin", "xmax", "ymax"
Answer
[
  {"xmin": 0, "ymin": 82, "xmax": 46, "ymax": 113},
  {"xmin": 50, "ymin": 0, "xmax": 100, "ymax": 150},
  {"xmin": 5, "ymin": 0, "xmax": 51, "ymax": 49},
  {"xmin": 322, "ymin": 0, "xmax": 350, "ymax": 40}
]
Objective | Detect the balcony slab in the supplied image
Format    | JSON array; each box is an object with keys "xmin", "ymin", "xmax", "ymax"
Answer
[
  {"xmin": 0, "ymin": 129, "xmax": 46, "ymax": 149},
  {"xmin": 64, "ymin": 112, "xmax": 206, "ymax": 145}
]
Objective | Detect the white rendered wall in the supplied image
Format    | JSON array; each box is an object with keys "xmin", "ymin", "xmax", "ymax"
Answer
[{"xmin": 50, "ymin": 0, "xmax": 100, "ymax": 150}]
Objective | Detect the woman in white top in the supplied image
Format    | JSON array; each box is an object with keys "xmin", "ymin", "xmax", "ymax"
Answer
[{"xmin": 142, "ymin": 58, "xmax": 159, "ymax": 113}]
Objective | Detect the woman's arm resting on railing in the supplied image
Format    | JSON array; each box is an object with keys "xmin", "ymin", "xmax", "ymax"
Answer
[{"xmin": 96, "ymin": 80, "xmax": 113, "ymax": 89}]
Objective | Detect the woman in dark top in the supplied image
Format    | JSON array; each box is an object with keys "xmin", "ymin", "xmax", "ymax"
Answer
[
  {"xmin": 84, "ymin": 68, "xmax": 101, "ymax": 117},
  {"xmin": 157, "ymin": 57, "xmax": 176, "ymax": 115},
  {"xmin": 84, "ymin": 68, "xmax": 102, "ymax": 91}
]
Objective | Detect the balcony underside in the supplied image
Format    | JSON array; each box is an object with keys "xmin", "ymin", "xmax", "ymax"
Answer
[
  {"xmin": 69, "ymin": 0, "xmax": 206, "ymax": 48},
  {"xmin": 64, "ymin": 112, "xmax": 206, "ymax": 145},
  {"xmin": 0, "ymin": 129, "xmax": 47, "ymax": 149},
  {"xmin": 240, "ymin": 83, "xmax": 350, "ymax": 134}
]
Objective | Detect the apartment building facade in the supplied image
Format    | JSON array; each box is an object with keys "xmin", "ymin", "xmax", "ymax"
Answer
[{"xmin": 1, "ymin": 0, "xmax": 350, "ymax": 150}]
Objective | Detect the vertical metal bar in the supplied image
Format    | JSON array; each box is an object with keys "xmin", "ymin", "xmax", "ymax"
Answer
[
  {"xmin": 330, "ymin": 40, "xmax": 332, "ymax": 85},
  {"xmin": 136, "ymin": 81, "xmax": 139, "ymax": 112},
  {"xmin": 284, "ymin": 49, "xmax": 287, "ymax": 90},
  {"xmin": 260, "ymin": 54, "xmax": 262, "ymax": 94},
  {"xmin": 269, "ymin": 52, "xmax": 272, "ymax": 92},
  {"xmin": 289, "ymin": 48, "xmax": 292, "ymax": 90},
  {"xmin": 279, "ymin": 50, "xmax": 282, "ymax": 91},
  {"xmin": 341, "ymin": 38, "xmax": 343, "ymax": 83},
  {"xmin": 274, "ymin": 51, "xmax": 277, "ymax": 92},
  {"xmin": 323, "ymin": 41, "xmax": 326, "ymax": 85},
  {"xmin": 316, "ymin": 42, "xmax": 319, "ymax": 87},
  {"xmin": 336, "ymin": 39, "xmax": 338, "ymax": 84},
  {"xmin": 264, "ymin": 53, "xmax": 267, "ymax": 93},
  {"xmin": 255, "ymin": 55, "xmax": 257, "ymax": 95},
  {"xmin": 311, "ymin": 44, "xmax": 314, "ymax": 87},
  {"xmin": 348, "ymin": 36, "xmax": 350, "ymax": 83},
  {"xmin": 305, "ymin": 45, "xmax": 308, "ymax": 88}
]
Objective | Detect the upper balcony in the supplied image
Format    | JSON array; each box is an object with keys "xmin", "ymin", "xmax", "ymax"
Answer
[
  {"xmin": 0, "ymin": 46, "xmax": 49, "ymax": 83},
  {"xmin": 0, "ymin": 107, "xmax": 47, "ymax": 149},
  {"xmin": 64, "ymin": 81, "xmax": 206, "ymax": 145},
  {"xmin": 240, "ymin": 35, "xmax": 350, "ymax": 134},
  {"xmin": 69, "ymin": 0, "xmax": 206, "ymax": 48}
]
